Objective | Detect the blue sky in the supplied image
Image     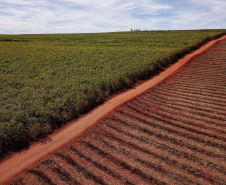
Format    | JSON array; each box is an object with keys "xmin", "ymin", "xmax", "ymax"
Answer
[{"xmin": 0, "ymin": 0, "xmax": 225, "ymax": 34}]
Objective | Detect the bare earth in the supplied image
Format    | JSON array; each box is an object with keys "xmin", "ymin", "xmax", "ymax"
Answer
[{"xmin": 0, "ymin": 35, "xmax": 226, "ymax": 185}]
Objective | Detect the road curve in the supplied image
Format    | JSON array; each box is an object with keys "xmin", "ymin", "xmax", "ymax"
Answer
[{"xmin": 0, "ymin": 35, "xmax": 226, "ymax": 184}]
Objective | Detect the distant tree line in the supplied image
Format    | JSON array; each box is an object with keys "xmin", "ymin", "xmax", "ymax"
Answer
[{"xmin": 131, "ymin": 29, "xmax": 147, "ymax": 32}]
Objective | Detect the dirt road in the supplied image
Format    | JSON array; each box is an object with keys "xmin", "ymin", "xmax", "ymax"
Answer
[{"xmin": 0, "ymin": 35, "xmax": 226, "ymax": 184}]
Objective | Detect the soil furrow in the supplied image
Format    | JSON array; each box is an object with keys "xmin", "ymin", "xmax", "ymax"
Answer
[
  {"xmin": 102, "ymin": 117, "xmax": 226, "ymax": 175},
  {"xmin": 169, "ymin": 73, "xmax": 226, "ymax": 82},
  {"xmin": 166, "ymin": 86, "xmax": 226, "ymax": 99},
  {"xmin": 121, "ymin": 105, "xmax": 226, "ymax": 150},
  {"xmin": 158, "ymin": 83, "xmax": 226, "ymax": 97},
  {"xmin": 105, "ymin": 115, "xmax": 226, "ymax": 161},
  {"xmin": 148, "ymin": 91, "xmax": 226, "ymax": 122},
  {"xmin": 50, "ymin": 154, "xmax": 96, "ymax": 185},
  {"xmin": 37, "ymin": 158, "xmax": 81, "ymax": 185},
  {"xmin": 69, "ymin": 146, "xmax": 135, "ymax": 185},
  {"xmin": 134, "ymin": 97, "xmax": 226, "ymax": 134},
  {"xmin": 26, "ymin": 169, "xmax": 56, "ymax": 185},
  {"xmin": 145, "ymin": 88, "xmax": 226, "ymax": 115},
  {"xmin": 172, "ymin": 72, "xmax": 226, "ymax": 81},
  {"xmin": 138, "ymin": 100, "xmax": 226, "ymax": 137},
  {"xmin": 107, "ymin": 111, "xmax": 226, "ymax": 160},
  {"xmin": 62, "ymin": 148, "xmax": 122, "ymax": 185},
  {"xmin": 99, "ymin": 129, "xmax": 226, "ymax": 184},
  {"xmin": 165, "ymin": 78, "xmax": 226, "ymax": 87},
  {"xmin": 139, "ymin": 96, "xmax": 226, "ymax": 131},
  {"xmin": 55, "ymin": 153, "xmax": 107, "ymax": 185},
  {"xmin": 98, "ymin": 132, "xmax": 204, "ymax": 185},
  {"xmin": 160, "ymin": 87, "xmax": 226, "ymax": 103},
  {"xmin": 81, "ymin": 141, "xmax": 162, "ymax": 185},
  {"xmin": 74, "ymin": 140, "xmax": 142, "ymax": 185},
  {"xmin": 146, "ymin": 92, "xmax": 226, "ymax": 119}
]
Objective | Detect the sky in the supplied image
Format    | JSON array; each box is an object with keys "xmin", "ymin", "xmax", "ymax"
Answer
[{"xmin": 0, "ymin": 0, "xmax": 225, "ymax": 34}]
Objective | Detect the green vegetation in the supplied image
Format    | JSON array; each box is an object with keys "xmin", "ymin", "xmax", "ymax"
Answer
[{"xmin": 0, "ymin": 30, "xmax": 225, "ymax": 156}]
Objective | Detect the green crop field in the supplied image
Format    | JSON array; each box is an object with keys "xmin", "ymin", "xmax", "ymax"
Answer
[{"xmin": 0, "ymin": 30, "xmax": 225, "ymax": 156}]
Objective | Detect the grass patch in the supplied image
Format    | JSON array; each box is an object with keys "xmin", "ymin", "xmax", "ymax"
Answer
[{"xmin": 0, "ymin": 30, "xmax": 225, "ymax": 156}]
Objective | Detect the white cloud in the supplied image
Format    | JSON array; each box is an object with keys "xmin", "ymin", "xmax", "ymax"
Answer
[
  {"xmin": 167, "ymin": 0, "xmax": 226, "ymax": 30},
  {"xmin": 0, "ymin": 0, "xmax": 225, "ymax": 34}
]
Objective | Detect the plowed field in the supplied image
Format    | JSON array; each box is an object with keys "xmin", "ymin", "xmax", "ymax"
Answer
[{"xmin": 9, "ymin": 40, "xmax": 226, "ymax": 184}]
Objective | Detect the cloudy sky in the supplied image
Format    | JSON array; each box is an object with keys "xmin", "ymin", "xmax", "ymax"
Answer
[{"xmin": 0, "ymin": 0, "xmax": 225, "ymax": 34}]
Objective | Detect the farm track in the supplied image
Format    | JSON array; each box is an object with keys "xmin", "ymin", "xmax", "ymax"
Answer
[{"xmin": 1, "ymin": 36, "xmax": 226, "ymax": 184}]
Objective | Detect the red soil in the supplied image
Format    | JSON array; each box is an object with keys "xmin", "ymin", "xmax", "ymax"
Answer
[{"xmin": 0, "ymin": 35, "xmax": 226, "ymax": 184}]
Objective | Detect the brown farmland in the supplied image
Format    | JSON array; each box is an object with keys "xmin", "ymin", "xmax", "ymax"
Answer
[{"xmin": 6, "ymin": 39, "xmax": 226, "ymax": 184}]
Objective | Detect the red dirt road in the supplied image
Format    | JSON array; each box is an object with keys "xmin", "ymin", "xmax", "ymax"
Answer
[{"xmin": 0, "ymin": 35, "xmax": 226, "ymax": 184}]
